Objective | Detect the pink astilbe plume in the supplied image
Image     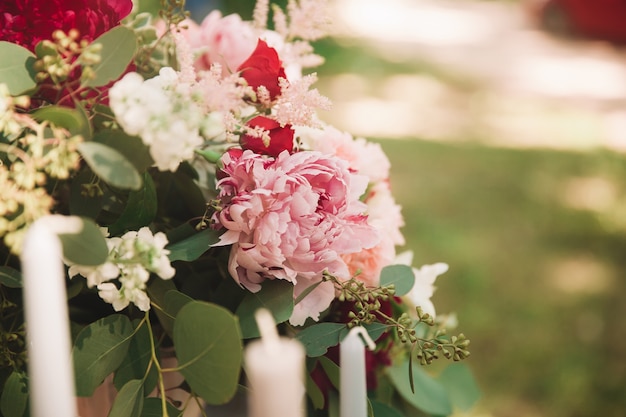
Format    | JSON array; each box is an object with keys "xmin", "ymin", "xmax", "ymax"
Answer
[
  {"xmin": 286, "ymin": 0, "xmax": 331, "ymax": 41},
  {"xmin": 274, "ymin": 74, "xmax": 331, "ymax": 127}
]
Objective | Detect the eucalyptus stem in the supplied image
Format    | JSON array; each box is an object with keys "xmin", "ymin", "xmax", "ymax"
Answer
[{"xmin": 144, "ymin": 311, "xmax": 170, "ymax": 417}]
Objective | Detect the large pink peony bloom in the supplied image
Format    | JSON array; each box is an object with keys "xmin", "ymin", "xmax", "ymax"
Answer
[
  {"xmin": 212, "ymin": 149, "xmax": 380, "ymax": 324},
  {"xmin": 0, "ymin": 0, "xmax": 132, "ymax": 52}
]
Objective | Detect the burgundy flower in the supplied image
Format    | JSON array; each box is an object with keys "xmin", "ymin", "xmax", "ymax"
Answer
[
  {"xmin": 0, "ymin": 0, "xmax": 133, "ymax": 52},
  {"xmin": 240, "ymin": 116, "xmax": 294, "ymax": 157},
  {"xmin": 237, "ymin": 39, "xmax": 287, "ymax": 101}
]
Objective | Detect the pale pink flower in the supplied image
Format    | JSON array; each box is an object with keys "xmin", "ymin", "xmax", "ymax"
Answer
[
  {"xmin": 184, "ymin": 11, "xmax": 257, "ymax": 77},
  {"xmin": 212, "ymin": 149, "xmax": 380, "ymax": 323},
  {"xmin": 297, "ymin": 125, "xmax": 391, "ymax": 184}
]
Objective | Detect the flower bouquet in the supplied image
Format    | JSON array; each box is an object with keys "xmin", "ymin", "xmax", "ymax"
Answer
[{"xmin": 0, "ymin": 0, "xmax": 479, "ymax": 416}]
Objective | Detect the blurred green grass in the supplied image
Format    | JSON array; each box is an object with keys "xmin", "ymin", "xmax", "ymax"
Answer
[{"xmin": 378, "ymin": 138, "xmax": 626, "ymax": 417}]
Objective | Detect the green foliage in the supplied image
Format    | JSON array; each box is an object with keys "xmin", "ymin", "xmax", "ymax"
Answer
[
  {"xmin": 296, "ymin": 323, "xmax": 347, "ymax": 357},
  {"xmin": 78, "ymin": 141, "xmax": 143, "ymax": 191},
  {"xmin": 173, "ymin": 301, "xmax": 243, "ymax": 405},
  {"xmin": 0, "ymin": 42, "xmax": 36, "ymax": 95},
  {"xmin": 0, "ymin": 267, "xmax": 21, "ymax": 288},
  {"xmin": 108, "ymin": 173, "xmax": 158, "ymax": 235},
  {"xmin": 33, "ymin": 106, "xmax": 91, "ymax": 139},
  {"xmin": 107, "ymin": 379, "xmax": 144, "ymax": 417},
  {"xmin": 0, "ymin": 371, "xmax": 28, "ymax": 417},
  {"xmin": 83, "ymin": 27, "xmax": 137, "ymax": 88},
  {"xmin": 57, "ymin": 217, "xmax": 109, "ymax": 266},
  {"xmin": 379, "ymin": 264, "xmax": 414, "ymax": 296},
  {"xmin": 236, "ymin": 279, "xmax": 294, "ymax": 338},
  {"xmin": 166, "ymin": 228, "xmax": 219, "ymax": 262},
  {"xmin": 73, "ymin": 315, "xmax": 134, "ymax": 396}
]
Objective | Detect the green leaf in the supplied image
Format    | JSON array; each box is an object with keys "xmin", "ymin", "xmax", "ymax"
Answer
[
  {"xmin": 58, "ymin": 217, "xmax": 108, "ymax": 266},
  {"xmin": 73, "ymin": 315, "xmax": 134, "ymax": 396},
  {"xmin": 84, "ymin": 27, "xmax": 137, "ymax": 87},
  {"xmin": 113, "ymin": 321, "xmax": 158, "ymax": 395},
  {"xmin": 164, "ymin": 290, "xmax": 194, "ymax": 319},
  {"xmin": 363, "ymin": 322, "xmax": 390, "ymax": 342},
  {"xmin": 139, "ymin": 398, "xmax": 181, "ymax": 417},
  {"xmin": 146, "ymin": 278, "xmax": 178, "ymax": 336},
  {"xmin": 318, "ymin": 356, "xmax": 340, "ymax": 389},
  {"xmin": 107, "ymin": 379, "xmax": 144, "ymax": 417},
  {"xmin": 94, "ymin": 130, "xmax": 153, "ymax": 173},
  {"xmin": 386, "ymin": 359, "xmax": 452, "ymax": 416},
  {"xmin": 236, "ymin": 279, "xmax": 294, "ymax": 338},
  {"xmin": 370, "ymin": 400, "xmax": 406, "ymax": 417},
  {"xmin": 33, "ymin": 106, "xmax": 90, "ymax": 139},
  {"xmin": 380, "ymin": 265, "xmax": 415, "ymax": 296},
  {"xmin": 0, "ymin": 41, "xmax": 36, "ymax": 95},
  {"xmin": 173, "ymin": 301, "xmax": 243, "ymax": 405},
  {"xmin": 108, "ymin": 173, "xmax": 157, "ymax": 235},
  {"xmin": 0, "ymin": 266, "xmax": 22, "ymax": 288},
  {"xmin": 0, "ymin": 371, "xmax": 28, "ymax": 417},
  {"xmin": 305, "ymin": 367, "xmax": 325, "ymax": 410},
  {"xmin": 438, "ymin": 364, "xmax": 481, "ymax": 411},
  {"xmin": 78, "ymin": 141, "xmax": 143, "ymax": 191},
  {"xmin": 295, "ymin": 323, "xmax": 347, "ymax": 357},
  {"xmin": 166, "ymin": 228, "xmax": 219, "ymax": 262}
]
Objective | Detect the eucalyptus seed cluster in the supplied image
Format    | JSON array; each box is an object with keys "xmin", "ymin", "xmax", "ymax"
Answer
[
  {"xmin": 323, "ymin": 271, "xmax": 395, "ymax": 328},
  {"xmin": 409, "ymin": 306, "xmax": 471, "ymax": 365},
  {"xmin": 33, "ymin": 29, "xmax": 102, "ymax": 86},
  {"xmin": 159, "ymin": 0, "xmax": 190, "ymax": 27},
  {"xmin": 0, "ymin": 109, "xmax": 82, "ymax": 253}
]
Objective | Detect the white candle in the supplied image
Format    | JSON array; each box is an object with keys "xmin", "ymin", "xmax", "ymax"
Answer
[
  {"xmin": 245, "ymin": 309, "xmax": 306, "ymax": 417},
  {"xmin": 21, "ymin": 220, "xmax": 77, "ymax": 417},
  {"xmin": 340, "ymin": 326, "xmax": 375, "ymax": 417}
]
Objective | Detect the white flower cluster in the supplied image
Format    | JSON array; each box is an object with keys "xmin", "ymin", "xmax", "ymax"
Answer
[
  {"xmin": 68, "ymin": 227, "xmax": 175, "ymax": 311},
  {"xmin": 108, "ymin": 67, "xmax": 214, "ymax": 172}
]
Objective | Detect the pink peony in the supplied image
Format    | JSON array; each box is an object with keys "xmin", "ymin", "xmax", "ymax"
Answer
[
  {"xmin": 212, "ymin": 149, "xmax": 380, "ymax": 324},
  {"xmin": 183, "ymin": 11, "xmax": 257, "ymax": 77},
  {"xmin": 0, "ymin": 0, "xmax": 132, "ymax": 52}
]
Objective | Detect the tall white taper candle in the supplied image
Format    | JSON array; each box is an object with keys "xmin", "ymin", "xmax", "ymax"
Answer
[
  {"xmin": 340, "ymin": 326, "xmax": 376, "ymax": 417},
  {"xmin": 245, "ymin": 309, "xmax": 306, "ymax": 417},
  {"xmin": 21, "ymin": 220, "xmax": 77, "ymax": 417}
]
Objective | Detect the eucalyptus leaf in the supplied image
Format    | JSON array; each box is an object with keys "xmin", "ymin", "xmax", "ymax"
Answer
[
  {"xmin": 84, "ymin": 26, "xmax": 137, "ymax": 87},
  {"xmin": 166, "ymin": 228, "xmax": 219, "ymax": 262},
  {"xmin": 33, "ymin": 106, "xmax": 90, "ymax": 139},
  {"xmin": 318, "ymin": 355, "xmax": 340, "ymax": 389},
  {"xmin": 305, "ymin": 370, "xmax": 325, "ymax": 410},
  {"xmin": 164, "ymin": 289, "xmax": 194, "ymax": 319},
  {"xmin": 438, "ymin": 364, "xmax": 481, "ymax": 411},
  {"xmin": 0, "ymin": 266, "xmax": 22, "ymax": 288},
  {"xmin": 380, "ymin": 265, "xmax": 415, "ymax": 296},
  {"xmin": 78, "ymin": 141, "xmax": 143, "ymax": 191},
  {"xmin": 107, "ymin": 379, "xmax": 144, "ymax": 417},
  {"xmin": 139, "ymin": 398, "xmax": 181, "ymax": 417},
  {"xmin": 370, "ymin": 400, "xmax": 406, "ymax": 417},
  {"xmin": 173, "ymin": 301, "xmax": 242, "ymax": 405},
  {"xmin": 295, "ymin": 323, "xmax": 347, "ymax": 357},
  {"xmin": 114, "ymin": 321, "xmax": 157, "ymax": 395},
  {"xmin": 386, "ymin": 359, "xmax": 452, "ymax": 416},
  {"xmin": 236, "ymin": 279, "xmax": 294, "ymax": 338},
  {"xmin": 73, "ymin": 315, "xmax": 134, "ymax": 396},
  {"xmin": 58, "ymin": 217, "xmax": 108, "ymax": 266},
  {"xmin": 146, "ymin": 279, "xmax": 178, "ymax": 336},
  {"xmin": 108, "ymin": 173, "xmax": 157, "ymax": 235},
  {"xmin": 94, "ymin": 130, "xmax": 153, "ymax": 173},
  {"xmin": 0, "ymin": 371, "xmax": 28, "ymax": 417},
  {"xmin": 0, "ymin": 41, "xmax": 36, "ymax": 95},
  {"xmin": 363, "ymin": 322, "xmax": 391, "ymax": 342}
]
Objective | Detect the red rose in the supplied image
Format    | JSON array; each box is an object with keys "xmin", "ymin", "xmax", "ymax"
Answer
[
  {"xmin": 237, "ymin": 39, "xmax": 287, "ymax": 101},
  {"xmin": 0, "ymin": 0, "xmax": 133, "ymax": 52},
  {"xmin": 240, "ymin": 116, "xmax": 294, "ymax": 157}
]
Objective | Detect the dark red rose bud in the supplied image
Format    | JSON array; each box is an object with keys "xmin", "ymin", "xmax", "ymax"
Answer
[
  {"xmin": 237, "ymin": 39, "xmax": 287, "ymax": 101},
  {"xmin": 216, "ymin": 148, "xmax": 245, "ymax": 180},
  {"xmin": 240, "ymin": 116, "xmax": 294, "ymax": 157}
]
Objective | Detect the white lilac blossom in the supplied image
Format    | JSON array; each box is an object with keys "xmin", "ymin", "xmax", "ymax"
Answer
[
  {"xmin": 67, "ymin": 227, "xmax": 175, "ymax": 312},
  {"xmin": 108, "ymin": 68, "xmax": 204, "ymax": 172}
]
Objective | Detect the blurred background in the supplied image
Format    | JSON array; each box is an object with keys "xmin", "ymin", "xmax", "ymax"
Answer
[{"xmin": 146, "ymin": 0, "xmax": 626, "ymax": 415}]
